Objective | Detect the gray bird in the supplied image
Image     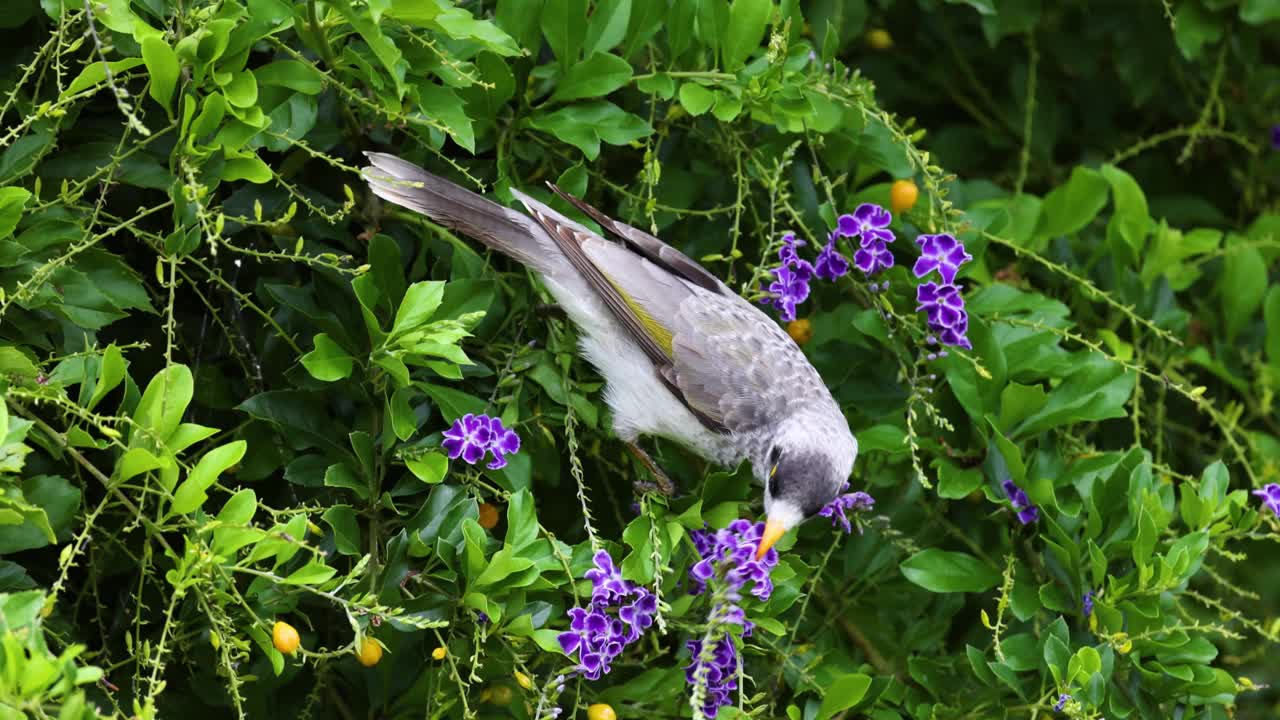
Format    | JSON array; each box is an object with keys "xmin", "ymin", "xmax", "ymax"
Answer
[{"xmin": 362, "ymin": 152, "xmax": 857, "ymax": 557}]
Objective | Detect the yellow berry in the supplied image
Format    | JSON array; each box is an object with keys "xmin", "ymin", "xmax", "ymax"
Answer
[
  {"xmin": 514, "ymin": 671, "xmax": 533, "ymax": 690},
  {"xmin": 587, "ymin": 703, "xmax": 617, "ymax": 720},
  {"xmin": 432, "ymin": 646, "xmax": 447, "ymax": 660},
  {"xmin": 272, "ymin": 621, "xmax": 300, "ymax": 655},
  {"xmin": 890, "ymin": 179, "xmax": 919, "ymax": 214},
  {"xmin": 478, "ymin": 502, "xmax": 500, "ymax": 530},
  {"xmin": 867, "ymin": 29, "xmax": 893, "ymax": 50},
  {"xmin": 356, "ymin": 638, "xmax": 383, "ymax": 667},
  {"xmin": 488, "ymin": 685, "xmax": 513, "ymax": 705},
  {"xmin": 786, "ymin": 318, "xmax": 813, "ymax": 346}
]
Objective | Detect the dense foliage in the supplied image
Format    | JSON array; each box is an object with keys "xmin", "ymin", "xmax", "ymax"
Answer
[{"xmin": 1, "ymin": 0, "xmax": 1278, "ymax": 718}]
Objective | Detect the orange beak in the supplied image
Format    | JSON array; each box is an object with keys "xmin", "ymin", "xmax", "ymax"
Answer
[{"xmin": 755, "ymin": 517, "xmax": 787, "ymax": 559}]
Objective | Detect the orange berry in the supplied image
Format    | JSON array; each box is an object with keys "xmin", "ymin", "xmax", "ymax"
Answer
[
  {"xmin": 890, "ymin": 179, "xmax": 919, "ymax": 214},
  {"xmin": 514, "ymin": 671, "xmax": 533, "ymax": 690},
  {"xmin": 478, "ymin": 502, "xmax": 500, "ymax": 530},
  {"xmin": 272, "ymin": 621, "xmax": 300, "ymax": 655},
  {"xmin": 786, "ymin": 318, "xmax": 813, "ymax": 346},
  {"xmin": 356, "ymin": 637, "xmax": 383, "ymax": 667},
  {"xmin": 867, "ymin": 29, "xmax": 893, "ymax": 50},
  {"xmin": 432, "ymin": 646, "xmax": 447, "ymax": 660},
  {"xmin": 587, "ymin": 703, "xmax": 617, "ymax": 720}
]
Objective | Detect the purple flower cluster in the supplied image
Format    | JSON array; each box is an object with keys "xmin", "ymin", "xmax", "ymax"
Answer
[
  {"xmin": 685, "ymin": 630, "xmax": 745, "ymax": 718},
  {"xmin": 688, "ymin": 520, "xmax": 779, "ymax": 601},
  {"xmin": 684, "ymin": 520, "xmax": 779, "ymax": 717},
  {"xmin": 1253, "ymin": 483, "xmax": 1280, "ymax": 518},
  {"xmin": 441, "ymin": 413, "xmax": 521, "ymax": 470},
  {"xmin": 912, "ymin": 233, "xmax": 973, "ymax": 349},
  {"xmin": 1002, "ymin": 479, "xmax": 1039, "ymax": 524},
  {"xmin": 1054, "ymin": 694, "xmax": 1071, "ymax": 712},
  {"xmin": 838, "ymin": 204, "xmax": 896, "ymax": 277},
  {"xmin": 557, "ymin": 551, "xmax": 657, "ymax": 680},
  {"xmin": 759, "ymin": 204, "xmax": 896, "ymax": 321},
  {"xmin": 1082, "ymin": 590, "xmax": 1094, "ymax": 617},
  {"xmin": 818, "ymin": 481, "xmax": 876, "ymax": 534}
]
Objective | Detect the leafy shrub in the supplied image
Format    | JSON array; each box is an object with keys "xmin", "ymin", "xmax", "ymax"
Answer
[{"xmin": 1, "ymin": 0, "xmax": 1278, "ymax": 719}]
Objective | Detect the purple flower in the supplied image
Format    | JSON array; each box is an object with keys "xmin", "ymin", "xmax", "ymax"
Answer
[
  {"xmin": 687, "ymin": 519, "xmax": 779, "ymax": 601},
  {"xmin": 853, "ymin": 238, "xmax": 894, "ymax": 276},
  {"xmin": 685, "ymin": 635, "xmax": 738, "ymax": 718},
  {"xmin": 814, "ymin": 236, "xmax": 850, "ymax": 280},
  {"xmin": 1002, "ymin": 479, "xmax": 1039, "ymax": 525},
  {"xmin": 1082, "ymin": 590, "xmax": 1094, "ymax": 617},
  {"xmin": 777, "ymin": 232, "xmax": 805, "ymax": 265},
  {"xmin": 474, "ymin": 611, "xmax": 490, "ymax": 625},
  {"xmin": 1272, "ymin": 125, "xmax": 1280, "ymax": 151},
  {"xmin": 1054, "ymin": 694, "xmax": 1070, "ymax": 712},
  {"xmin": 483, "ymin": 417, "xmax": 521, "ymax": 470},
  {"xmin": 818, "ymin": 482, "xmax": 876, "ymax": 533},
  {"xmin": 558, "ymin": 551, "xmax": 656, "ymax": 680},
  {"xmin": 916, "ymin": 282, "xmax": 972, "ymax": 349},
  {"xmin": 442, "ymin": 413, "xmax": 493, "ymax": 464},
  {"xmin": 836, "ymin": 203, "xmax": 895, "ymax": 246},
  {"xmin": 762, "ymin": 263, "xmax": 813, "ymax": 322},
  {"xmin": 441, "ymin": 413, "xmax": 522, "ymax": 469},
  {"xmin": 913, "ymin": 233, "xmax": 973, "ymax": 284},
  {"xmin": 1252, "ymin": 483, "xmax": 1280, "ymax": 518}
]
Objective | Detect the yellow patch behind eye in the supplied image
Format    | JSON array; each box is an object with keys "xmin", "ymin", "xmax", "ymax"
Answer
[{"xmin": 770, "ymin": 464, "xmax": 778, "ymax": 477}]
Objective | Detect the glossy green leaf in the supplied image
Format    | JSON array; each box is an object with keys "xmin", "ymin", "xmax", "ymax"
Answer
[{"xmin": 901, "ymin": 549, "xmax": 1001, "ymax": 593}]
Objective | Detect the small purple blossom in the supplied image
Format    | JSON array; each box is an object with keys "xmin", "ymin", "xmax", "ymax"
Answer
[
  {"xmin": 442, "ymin": 413, "xmax": 522, "ymax": 469},
  {"xmin": 558, "ymin": 551, "xmax": 656, "ymax": 680},
  {"xmin": 853, "ymin": 238, "xmax": 895, "ymax": 276},
  {"xmin": 777, "ymin": 232, "xmax": 805, "ymax": 265},
  {"xmin": 836, "ymin": 203, "xmax": 895, "ymax": 246},
  {"xmin": 913, "ymin": 233, "xmax": 973, "ymax": 284},
  {"xmin": 1252, "ymin": 483, "xmax": 1280, "ymax": 518},
  {"xmin": 688, "ymin": 519, "xmax": 779, "ymax": 601},
  {"xmin": 1054, "ymin": 694, "xmax": 1070, "ymax": 712},
  {"xmin": 442, "ymin": 413, "xmax": 493, "ymax": 464},
  {"xmin": 1272, "ymin": 125, "xmax": 1280, "ymax": 151},
  {"xmin": 1002, "ymin": 479, "xmax": 1039, "ymax": 525},
  {"xmin": 474, "ymin": 611, "xmax": 490, "ymax": 625},
  {"xmin": 761, "ymin": 263, "xmax": 814, "ymax": 322},
  {"xmin": 814, "ymin": 236, "xmax": 851, "ymax": 280},
  {"xmin": 1082, "ymin": 590, "xmax": 1094, "ymax": 617},
  {"xmin": 818, "ymin": 482, "xmax": 876, "ymax": 534}
]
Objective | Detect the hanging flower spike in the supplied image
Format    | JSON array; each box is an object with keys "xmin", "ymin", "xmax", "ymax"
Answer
[
  {"xmin": 836, "ymin": 203, "xmax": 895, "ymax": 246},
  {"xmin": 442, "ymin": 413, "xmax": 493, "ymax": 464},
  {"xmin": 685, "ymin": 635, "xmax": 739, "ymax": 718},
  {"xmin": 913, "ymin": 233, "xmax": 973, "ymax": 284},
  {"xmin": 814, "ymin": 233, "xmax": 850, "ymax": 281},
  {"xmin": 558, "ymin": 551, "xmax": 656, "ymax": 681},
  {"xmin": 1252, "ymin": 483, "xmax": 1280, "ymax": 518},
  {"xmin": 483, "ymin": 416, "xmax": 521, "ymax": 470}
]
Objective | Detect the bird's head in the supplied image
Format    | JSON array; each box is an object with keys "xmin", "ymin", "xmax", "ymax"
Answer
[{"xmin": 755, "ymin": 423, "xmax": 857, "ymax": 559}]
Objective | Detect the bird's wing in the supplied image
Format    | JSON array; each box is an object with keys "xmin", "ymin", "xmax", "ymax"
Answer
[
  {"xmin": 545, "ymin": 183, "xmax": 726, "ymax": 295},
  {"xmin": 669, "ymin": 290, "xmax": 830, "ymax": 433}
]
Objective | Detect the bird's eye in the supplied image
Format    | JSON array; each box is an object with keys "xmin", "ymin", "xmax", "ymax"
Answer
[{"xmin": 768, "ymin": 445, "xmax": 782, "ymax": 468}]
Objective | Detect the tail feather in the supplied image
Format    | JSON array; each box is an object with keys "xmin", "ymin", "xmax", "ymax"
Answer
[{"xmin": 361, "ymin": 152, "xmax": 550, "ymax": 270}]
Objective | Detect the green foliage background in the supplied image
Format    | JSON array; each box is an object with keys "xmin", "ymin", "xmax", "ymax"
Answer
[{"xmin": 1, "ymin": 0, "xmax": 1278, "ymax": 718}]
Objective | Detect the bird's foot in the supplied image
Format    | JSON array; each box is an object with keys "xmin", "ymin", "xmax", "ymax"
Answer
[{"xmin": 625, "ymin": 442, "xmax": 676, "ymax": 497}]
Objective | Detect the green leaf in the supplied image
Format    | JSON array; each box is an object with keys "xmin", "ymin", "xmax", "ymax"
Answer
[
  {"xmin": 220, "ymin": 155, "xmax": 273, "ymax": 183},
  {"xmin": 87, "ymin": 344, "xmax": 126, "ymax": 411},
  {"xmin": 406, "ymin": 452, "xmax": 448, "ymax": 484},
  {"xmin": 678, "ymin": 82, "xmax": 715, "ymax": 116},
  {"xmin": 550, "ymin": 52, "xmax": 633, "ymax": 103},
  {"xmin": 901, "ymin": 549, "xmax": 1001, "ymax": 593},
  {"xmin": 1240, "ymin": 0, "xmax": 1280, "ymax": 23},
  {"xmin": 131, "ymin": 364, "xmax": 194, "ymax": 449},
  {"xmin": 1015, "ymin": 355, "xmax": 1135, "ymax": 435},
  {"xmin": 324, "ymin": 463, "xmax": 369, "ymax": 500},
  {"xmin": 141, "ymin": 36, "xmax": 180, "ymax": 109},
  {"xmin": 937, "ymin": 461, "xmax": 983, "ymax": 499},
  {"xmin": 1264, "ymin": 285, "xmax": 1280, "ymax": 369},
  {"xmin": 583, "ymin": 0, "xmax": 631, "ymax": 55},
  {"xmin": 217, "ymin": 489, "xmax": 258, "ymax": 525},
  {"xmin": 528, "ymin": 101, "xmax": 651, "ymax": 159},
  {"xmin": 722, "ymin": 0, "xmax": 772, "ymax": 70},
  {"xmin": 62, "ymin": 58, "xmax": 146, "ymax": 98},
  {"xmin": 169, "ymin": 440, "xmax": 247, "ymax": 516},
  {"xmin": 426, "ymin": 3, "xmax": 521, "ymax": 56},
  {"xmin": 254, "ymin": 60, "xmax": 324, "ymax": 94},
  {"xmin": 1100, "ymin": 164, "xmax": 1150, "ymax": 266},
  {"xmin": 1174, "ymin": 1, "xmax": 1224, "ymax": 59},
  {"xmin": 300, "ymin": 333, "xmax": 355, "ymax": 382},
  {"xmin": 1221, "ymin": 240, "xmax": 1266, "ymax": 342},
  {"xmin": 815, "ymin": 673, "xmax": 872, "ymax": 719},
  {"xmin": 392, "ymin": 281, "xmax": 446, "ymax": 337},
  {"xmin": 322, "ymin": 505, "xmax": 362, "ymax": 555},
  {"xmin": 417, "ymin": 83, "xmax": 475, "ymax": 152},
  {"xmin": 541, "ymin": 0, "xmax": 587, "ymax": 64},
  {"xmin": 389, "ymin": 387, "xmax": 417, "ymax": 441},
  {"xmin": 1035, "ymin": 166, "xmax": 1109, "ymax": 242},
  {"xmin": 0, "ymin": 187, "xmax": 32, "ymax": 239},
  {"xmin": 281, "ymin": 561, "xmax": 337, "ymax": 585},
  {"xmin": 473, "ymin": 547, "xmax": 536, "ymax": 587}
]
